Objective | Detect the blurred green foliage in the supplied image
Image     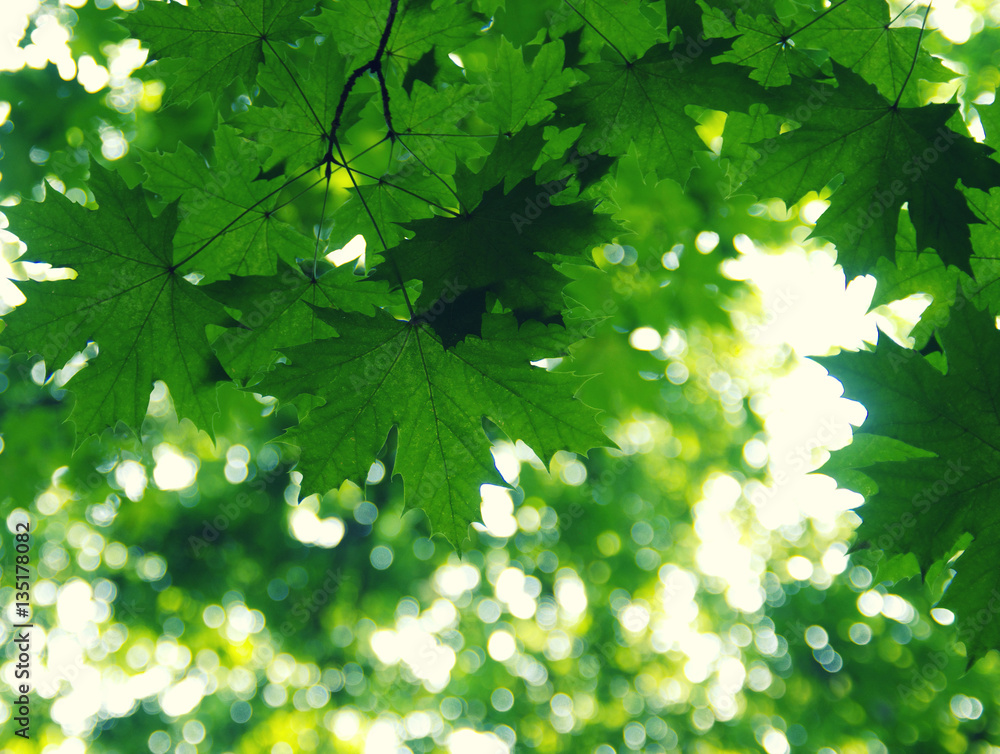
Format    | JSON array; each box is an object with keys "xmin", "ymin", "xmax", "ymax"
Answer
[{"xmin": 4, "ymin": 1, "xmax": 1000, "ymax": 754}]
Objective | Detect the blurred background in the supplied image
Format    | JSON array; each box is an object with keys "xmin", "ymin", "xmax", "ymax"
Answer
[{"xmin": 4, "ymin": 1, "xmax": 1000, "ymax": 753}]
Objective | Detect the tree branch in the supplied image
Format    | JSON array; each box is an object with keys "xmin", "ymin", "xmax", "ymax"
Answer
[{"xmin": 326, "ymin": 0, "xmax": 400, "ymax": 166}]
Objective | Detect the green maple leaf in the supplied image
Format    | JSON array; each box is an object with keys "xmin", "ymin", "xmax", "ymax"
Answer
[
  {"xmin": 141, "ymin": 125, "xmax": 313, "ymax": 280},
  {"xmin": 310, "ymin": 0, "xmax": 486, "ymax": 69},
  {"xmin": 546, "ymin": 0, "xmax": 667, "ymax": 62},
  {"xmin": 260, "ymin": 307, "xmax": 608, "ymax": 545},
  {"xmin": 964, "ymin": 184, "xmax": 1000, "ymax": 317},
  {"xmin": 329, "ymin": 180, "xmax": 438, "ymax": 253},
  {"xmin": 703, "ymin": 0, "xmax": 952, "ymax": 104},
  {"xmin": 455, "ymin": 126, "xmax": 553, "ymax": 204},
  {"xmin": 372, "ymin": 172, "xmax": 618, "ymax": 344},
  {"xmin": 380, "ymin": 80, "xmax": 490, "ymax": 175},
  {"xmin": 976, "ymin": 98, "xmax": 1000, "ymax": 160},
  {"xmin": 870, "ymin": 211, "xmax": 958, "ymax": 350},
  {"xmin": 493, "ymin": 0, "xmax": 563, "ymax": 47},
  {"xmin": 553, "ymin": 43, "xmax": 765, "ymax": 183},
  {"xmin": 699, "ymin": 5, "xmax": 816, "ymax": 88},
  {"xmin": 0, "ymin": 166, "xmax": 232, "ymax": 439},
  {"xmin": 123, "ymin": 0, "xmax": 315, "ymax": 106},
  {"xmin": 234, "ymin": 38, "xmax": 358, "ymax": 174},
  {"xmin": 791, "ymin": 0, "xmax": 953, "ymax": 107},
  {"xmin": 665, "ymin": 0, "xmax": 706, "ymax": 37},
  {"xmin": 328, "ymin": 84, "xmax": 513, "ymax": 251},
  {"xmin": 956, "ymin": 108, "xmax": 1000, "ymax": 316},
  {"xmin": 203, "ymin": 259, "xmax": 397, "ymax": 382},
  {"xmin": 743, "ymin": 66, "xmax": 1000, "ymax": 278},
  {"xmin": 333, "ymin": 108, "xmax": 524, "ymax": 252},
  {"xmin": 475, "ymin": 38, "xmax": 574, "ymax": 133},
  {"xmin": 328, "ymin": 128, "xmax": 557, "ymax": 282},
  {"xmin": 720, "ymin": 103, "xmax": 785, "ymax": 194},
  {"xmin": 817, "ymin": 299, "xmax": 1000, "ymax": 662}
]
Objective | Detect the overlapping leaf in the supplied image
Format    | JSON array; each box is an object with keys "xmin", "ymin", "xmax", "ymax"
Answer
[
  {"xmin": 818, "ymin": 299, "xmax": 1000, "ymax": 662},
  {"xmin": 870, "ymin": 212, "xmax": 958, "ymax": 350},
  {"xmin": 373, "ymin": 171, "xmax": 618, "ymax": 345},
  {"xmin": 475, "ymin": 38, "xmax": 574, "ymax": 133},
  {"xmin": 203, "ymin": 259, "xmax": 396, "ymax": 382},
  {"xmin": 381, "ymin": 80, "xmax": 490, "ymax": 174},
  {"xmin": 699, "ymin": 5, "xmax": 813, "ymax": 88},
  {"xmin": 493, "ymin": 0, "xmax": 563, "ymax": 47},
  {"xmin": 743, "ymin": 66, "xmax": 1000, "ymax": 278},
  {"xmin": 553, "ymin": 43, "xmax": 766, "ymax": 183},
  {"xmin": 791, "ymin": 0, "xmax": 953, "ymax": 107},
  {"xmin": 123, "ymin": 0, "xmax": 315, "ymax": 105},
  {"xmin": 966, "ymin": 188, "xmax": 1000, "ymax": 316},
  {"xmin": 261, "ymin": 308, "xmax": 609, "ymax": 545},
  {"xmin": 1, "ymin": 167, "xmax": 232, "ymax": 439},
  {"xmin": 329, "ymin": 177, "xmax": 439, "ymax": 252},
  {"xmin": 953, "ymin": 100, "xmax": 1000, "ymax": 316},
  {"xmin": 719, "ymin": 103, "xmax": 785, "ymax": 195},
  {"xmin": 702, "ymin": 0, "xmax": 953, "ymax": 104},
  {"xmin": 545, "ymin": 0, "xmax": 667, "ymax": 61},
  {"xmin": 234, "ymin": 38, "xmax": 355, "ymax": 174},
  {"xmin": 309, "ymin": 0, "xmax": 486, "ymax": 69},
  {"xmin": 141, "ymin": 125, "xmax": 315, "ymax": 280}
]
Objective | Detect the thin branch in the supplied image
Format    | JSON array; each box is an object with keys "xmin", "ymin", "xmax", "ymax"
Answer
[
  {"xmin": 894, "ymin": 0, "xmax": 933, "ymax": 108},
  {"xmin": 374, "ymin": 64, "xmax": 396, "ymax": 135},
  {"xmin": 327, "ymin": 0, "xmax": 400, "ymax": 158}
]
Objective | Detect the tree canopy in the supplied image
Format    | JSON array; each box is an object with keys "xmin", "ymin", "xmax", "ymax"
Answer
[{"xmin": 4, "ymin": 0, "xmax": 1000, "ymax": 752}]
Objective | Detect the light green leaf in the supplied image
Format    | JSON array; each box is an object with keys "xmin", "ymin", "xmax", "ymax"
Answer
[
  {"xmin": 261, "ymin": 308, "xmax": 608, "ymax": 545},
  {"xmin": 553, "ymin": 43, "xmax": 766, "ymax": 183},
  {"xmin": 141, "ymin": 125, "xmax": 314, "ymax": 280},
  {"xmin": 123, "ymin": 0, "xmax": 315, "ymax": 105},
  {"xmin": 743, "ymin": 66, "xmax": 1000, "ymax": 278},
  {"xmin": 476, "ymin": 39, "xmax": 574, "ymax": 133},
  {"xmin": 1, "ymin": 166, "xmax": 232, "ymax": 439}
]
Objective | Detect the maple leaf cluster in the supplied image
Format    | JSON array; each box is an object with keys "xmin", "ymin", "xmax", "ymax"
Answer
[{"xmin": 5, "ymin": 0, "xmax": 1000, "ymax": 659}]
